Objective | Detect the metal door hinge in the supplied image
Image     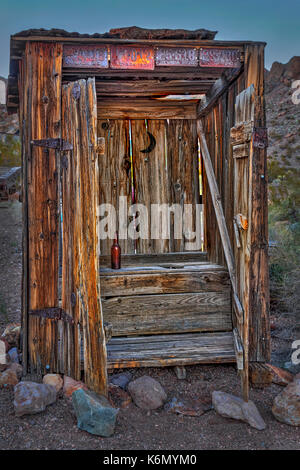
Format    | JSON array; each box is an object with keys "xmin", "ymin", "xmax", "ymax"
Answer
[
  {"xmin": 31, "ymin": 138, "xmax": 73, "ymax": 151},
  {"xmin": 29, "ymin": 307, "xmax": 74, "ymax": 324}
]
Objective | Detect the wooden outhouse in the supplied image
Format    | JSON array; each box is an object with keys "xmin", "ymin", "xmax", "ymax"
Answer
[{"xmin": 7, "ymin": 27, "xmax": 270, "ymax": 399}]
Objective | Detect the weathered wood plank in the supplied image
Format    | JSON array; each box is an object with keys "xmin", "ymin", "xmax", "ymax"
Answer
[
  {"xmin": 244, "ymin": 45, "xmax": 270, "ymax": 364},
  {"xmin": 197, "ymin": 120, "xmax": 236, "ymax": 289},
  {"xmin": 78, "ymin": 78, "xmax": 107, "ymax": 395},
  {"xmin": 100, "ymin": 266, "xmax": 230, "ymax": 297},
  {"xmin": 24, "ymin": 42, "xmax": 62, "ymax": 375},
  {"xmin": 131, "ymin": 119, "xmax": 170, "ymax": 253},
  {"xmin": 98, "ymin": 99, "xmax": 196, "ymax": 119},
  {"xmin": 167, "ymin": 120, "xmax": 200, "ymax": 251},
  {"xmin": 105, "ymin": 332, "xmax": 236, "ymax": 369},
  {"xmin": 95, "ymin": 79, "xmax": 213, "ymax": 96},
  {"xmin": 97, "ymin": 119, "xmax": 133, "ymax": 255},
  {"xmin": 102, "ymin": 291, "xmax": 232, "ymax": 336}
]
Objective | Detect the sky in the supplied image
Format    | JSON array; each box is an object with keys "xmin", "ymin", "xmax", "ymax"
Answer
[{"xmin": 0, "ymin": 0, "xmax": 299, "ymax": 77}]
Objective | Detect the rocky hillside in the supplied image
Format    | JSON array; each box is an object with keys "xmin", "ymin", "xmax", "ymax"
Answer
[{"xmin": 265, "ymin": 56, "xmax": 300, "ymax": 169}]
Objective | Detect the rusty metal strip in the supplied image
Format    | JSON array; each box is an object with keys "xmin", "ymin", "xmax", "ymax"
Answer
[
  {"xmin": 252, "ymin": 127, "xmax": 268, "ymax": 149},
  {"xmin": 31, "ymin": 138, "xmax": 73, "ymax": 151},
  {"xmin": 29, "ymin": 307, "xmax": 74, "ymax": 324}
]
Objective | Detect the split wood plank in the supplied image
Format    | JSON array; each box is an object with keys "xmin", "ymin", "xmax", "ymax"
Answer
[
  {"xmin": 102, "ymin": 291, "xmax": 231, "ymax": 336},
  {"xmin": 105, "ymin": 331, "xmax": 236, "ymax": 369},
  {"xmin": 62, "ymin": 78, "xmax": 107, "ymax": 395},
  {"xmin": 100, "ymin": 266, "xmax": 230, "ymax": 297}
]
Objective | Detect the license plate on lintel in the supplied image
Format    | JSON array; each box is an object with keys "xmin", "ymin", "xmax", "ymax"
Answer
[
  {"xmin": 110, "ymin": 45, "xmax": 155, "ymax": 70},
  {"xmin": 199, "ymin": 48, "xmax": 241, "ymax": 68},
  {"xmin": 63, "ymin": 45, "xmax": 109, "ymax": 68}
]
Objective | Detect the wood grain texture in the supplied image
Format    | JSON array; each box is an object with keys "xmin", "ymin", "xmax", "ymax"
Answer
[
  {"xmin": 105, "ymin": 332, "xmax": 236, "ymax": 369},
  {"xmin": 62, "ymin": 78, "xmax": 107, "ymax": 394},
  {"xmin": 167, "ymin": 120, "xmax": 200, "ymax": 251},
  {"xmin": 102, "ymin": 291, "xmax": 231, "ymax": 336},
  {"xmin": 131, "ymin": 119, "xmax": 170, "ymax": 253},
  {"xmin": 97, "ymin": 99, "xmax": 196, "ymax": 119},
  {"xmin": 95, "ymin": 79, "xmax": 213, "ymax": 96},
  {"xmin": 100, "ymin": 265, "xmax": 230, "ymax": 297},
  {"xmin": 97, "ymin": 119, "xmax": 133, "ymax": 255},
  {"xmin": 23, "ymin": 42, "xmax": 62, "ymax": 375},
  {"xmin": 244, "ymin": 45, "xmax": 270, "ymax": 364}
]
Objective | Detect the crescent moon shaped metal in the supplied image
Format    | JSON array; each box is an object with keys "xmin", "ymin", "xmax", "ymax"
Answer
[{"xmin": 140, "ymin": 131, "xmax": 156, "ymax": 154}]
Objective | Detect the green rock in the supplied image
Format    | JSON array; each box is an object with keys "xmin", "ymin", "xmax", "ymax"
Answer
[{"xmin": 72, "ymin": 388, "xmax": 118, "ymax": 437}]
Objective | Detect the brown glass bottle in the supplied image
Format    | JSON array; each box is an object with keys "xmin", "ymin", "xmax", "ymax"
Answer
[{"xmin": 111, "ymin": 231, "xmax": 121, "ymax": 269}]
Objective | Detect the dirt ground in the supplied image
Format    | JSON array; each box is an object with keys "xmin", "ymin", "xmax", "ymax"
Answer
[{"xmin": 0, "ymin": 201, "xmax": 299, "ymax": 450}]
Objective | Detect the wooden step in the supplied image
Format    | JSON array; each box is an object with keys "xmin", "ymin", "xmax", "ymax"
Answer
[
  {"xmin": 100, "ymin": 263, "xmax": 230, "ymax": 297},
  {"xmin": 102, "ymin": 291, "xmax": 232, "ymax": 336},
  {"xmin": 106, "ymin": 331, "xmax": 236, "ymax": 369}
]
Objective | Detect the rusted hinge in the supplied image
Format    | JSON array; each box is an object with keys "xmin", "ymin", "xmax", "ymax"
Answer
[
  {"xmin": 31, "ymin": 138, "xmax": 73, "ymax": 151},
  {"xmin": 29, "ymin": 307, "xmax": 74, "ymax": 324},
  {"xmin": 252, "ymin": 127, "xmax": 268, "ymax": 149}
]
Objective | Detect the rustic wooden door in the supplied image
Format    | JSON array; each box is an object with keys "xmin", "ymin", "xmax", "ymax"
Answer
[
  {"xmin": 61, "ymin": 78, "xmax": 107, "ymax": 395},
  {"xmin": 230, "ymin": 83, "xmax": 269, "ymax": 399}
]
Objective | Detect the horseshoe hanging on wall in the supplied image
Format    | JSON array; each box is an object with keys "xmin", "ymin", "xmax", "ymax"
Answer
[{"xmin": 140, "ymin": 131, "xmax": 156, "ymax": 154}]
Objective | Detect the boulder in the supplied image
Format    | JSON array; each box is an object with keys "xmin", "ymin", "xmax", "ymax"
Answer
[
  {"xmin": 0, "ymin": 367, "xmax": 19, "ymax": 388},
  {"xmin": 63, "ymin": 375, "xmax": 88, "ymax": 398},
  {"xmin": 212, "ymin": 391, "xmax": 266, "ymax": 430},
  {"xmin": 272, "ymin": 377, "xmax": 300, "ymax": 426},
  {"xmin": 72, "ymin": 388, "xmax": 118, "ymax": 437},
  {"xmin": 2, "ymin": 323, "xmax": 21, "ymax": 348},
  {"xmin": 14, "ymin": 381, "xmax": 57, "ymax": 417},
  {"xmin": 128, "ymin": 375, "xmax": 167, "ymax": 410},
  {"xmin": 109, "ymin": 371, "xmax": 132, "ymax": 390},
  {"xmin": 43, "ymin": 374, "xmax": 63, "ymax": 393}
]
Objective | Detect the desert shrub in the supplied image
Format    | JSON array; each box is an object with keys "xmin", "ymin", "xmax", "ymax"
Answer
[
  {"xmin": 0, "ymin": 135, "xmax": 21, "ymax": 167},
  {"xmin": 268, "ymin": 160, "xmax": 300, "ymax": 317}
]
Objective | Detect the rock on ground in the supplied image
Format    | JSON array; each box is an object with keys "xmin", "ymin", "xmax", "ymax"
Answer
[
  {"xmin": 266, "ymin": 364, "xmax": 294, "ymax": 386},
  {"xmin": 63, "ymin": 375, "xmax": 88, "ymax": 399},
  {"xmin": 43, "ymin": 374, "xmax": 63, "ymax": 393},
  {"xmin": 2, "ymin": 323, "xmax": 21, "ymax": 348},
  {"xmin": 212, "ymin": 391, "xmax": 266, "ymax": 430},
  {"xmin": 72, "ymin": 388, "xmax": 118, "ymax": 437},
  {"xmin": 164, "ymin": 396, "xmax": 210, "ymax": 416},
  {"xmin": 109, "ymin": 371, "xmax": 132, "ymax": 390},
  {"xmin": 128, "ymin": 375, "xmax": 167, "ymax": 410},
  {"xmin": 272, "ymin": 377, "xmax": 300, "ymax": 426},
  {"xmin": 108, "ymin": 384, "xmax": 132, "ymax": 409},
  {"xmin": 14, "ymin": 381, "xmax": 57, "ymax": 417},
  {"xmin": 0, "ymin": 367, "xmax": 19, "ymax": 388}
]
